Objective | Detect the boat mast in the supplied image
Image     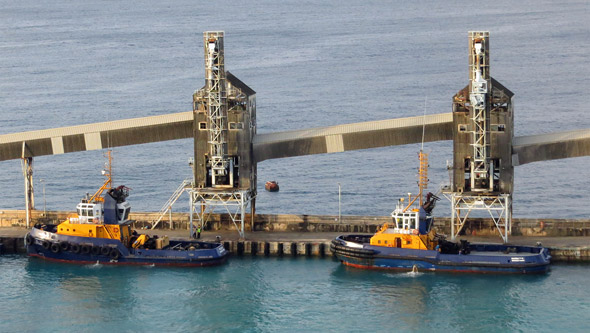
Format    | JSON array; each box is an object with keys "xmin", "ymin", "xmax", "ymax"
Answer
[
  {"xmin": 403, "ymin": 105, "xmax": 429, "ymax": 212},
  {"xmin": 88, "ymin": 150, "xmax": 113, "ymax": 203}
]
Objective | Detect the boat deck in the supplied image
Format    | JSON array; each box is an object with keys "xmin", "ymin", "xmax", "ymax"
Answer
[{"xmin": 468, "ymin": 251, "xmax": 540, "ymax": 257}]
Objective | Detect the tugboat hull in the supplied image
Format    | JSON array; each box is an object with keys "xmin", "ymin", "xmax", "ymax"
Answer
[
  {"xmin": 25, "ymin": 227, "xmax": 228, "ymax": 267},
  {"xmin": 331, "ymin": 235, "xmax": 551, "ymax": 274}
]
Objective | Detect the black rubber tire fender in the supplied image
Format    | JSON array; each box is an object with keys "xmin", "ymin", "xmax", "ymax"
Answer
[
  {"xmin": 100, "ymin": 246, "xmax": 111, "ymax": 256},
  {"xmin": 59, "ymin": 242, "xmax": 69, "ymax": 252},
  {"xmin": 109, "ymin": 248, "xmax": 120, "ymax": 260},
  {"xmin": 70, "ymin": 244, "xmax": 81, "ymax": 254},
  {"xmin": 91, "ymin": 246, "xmax": 101, "ymax": 255},
  {"xmin": 42, "ymin": 240, "xmax": 51, "ymax": 250},
  {"xmin": 81, "ymin": 245, "xmax": 91, "ymax": 254},
  {"xmin": 25, "ymin": 234, "xmax": 34, "ymax": 246},
  {"xmin": 50, "ymin": 243, "xmax": 60, "ymax": 253}
]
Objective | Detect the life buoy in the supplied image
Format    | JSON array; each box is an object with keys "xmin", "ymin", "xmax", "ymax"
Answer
[
  {"xmin": 100, "ymin": 246, "xmax": 111, "ymax": 256},
  {"xmin": 59, "ymin": 242, "xmax": 69, "ymax": 252},
  {"xmin": 70, "ymin": 244, "xmax": 81, "ymax": 254},
  {"xmin": 412, "ymin": 229, "xmax": 419, "ymax": 235},
  {"xmin": 50, "ymin": 243, "xmax": 61, "ymax": 253},
  {"xmin": 93, "ymin": 218, "xmax": 99, "ymax": 224},
  {"xmin": 109, "ymin": 248, "xmax": 120, "ymax": 260},
  {"xmin": 25, "ymin": 234, "xmax": 34, "ymax": 246},
  {"xmin": 42, "ymin": 240, "xmax": 51, "ymax": 250},
  {"xmin": 91, "ymin": 246, "xmax": 101, "ymax": 255}
]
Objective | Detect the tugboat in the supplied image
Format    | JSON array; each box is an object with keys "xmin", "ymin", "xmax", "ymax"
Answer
[
  {"xmin": 331, "ymin": 151, "xmax": 551, "ymax": 274},
  {"xmin": 24, "ymin": 151, "xmax": 228, "ymax": 267},
  {"xmin": 265, "ymin": 180, "xmax": 279, "ymax": 192}
]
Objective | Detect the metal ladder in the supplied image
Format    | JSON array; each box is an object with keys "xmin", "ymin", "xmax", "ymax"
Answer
[{"xmin": 151, "ymin": 178, "xmax": 193, "ymax": 229}]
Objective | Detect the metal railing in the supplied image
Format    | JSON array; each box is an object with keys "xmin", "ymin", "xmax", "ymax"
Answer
[{"xmin": 151, "ymin": 178, "xmax": 193, "ymax": 229}]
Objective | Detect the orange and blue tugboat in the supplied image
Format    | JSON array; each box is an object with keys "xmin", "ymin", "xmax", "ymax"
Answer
[
  {"xmin": 331, "ymin": 151, "xmax": 551, "ymax": 274},
  {"xmin": 24, "ymin": 151, "xmax": 228, "ymax": 267}
]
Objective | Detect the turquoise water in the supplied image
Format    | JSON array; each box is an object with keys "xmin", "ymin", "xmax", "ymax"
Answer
[{"xmin": 1, "ymin": 255, "xmax": 589, "ymax": 332}]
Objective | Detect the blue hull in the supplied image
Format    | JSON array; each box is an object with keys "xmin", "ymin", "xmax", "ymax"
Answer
[
  {"xmin": 25, "ymin": 227, "xmax": 228, "ymax": 267},
  {"xmin": 331, "ymin": 235, "xmax": 551, "ymax": 274}
]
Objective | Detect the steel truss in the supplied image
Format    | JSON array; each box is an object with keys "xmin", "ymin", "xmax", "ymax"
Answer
[
  {"xmin": 204, "ymin": 31, "xmax": 230, "ymax": 184},
  {"xmin": 450, "ymin": 193, "xmax": 511, "ymax": 243},
  {"xmin": 188, "ymin": 189, "xmax": 253, "ymax": 239},
  {"xmin": 469, "ymin": 31, "xmax": 491, "ymax": 191}
]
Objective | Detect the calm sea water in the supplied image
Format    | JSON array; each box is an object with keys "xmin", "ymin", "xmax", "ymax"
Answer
[
  {"xmin": 1, "ymin": 0, "xmax": 590, "ymax": 218},
  {"xmin": 0, "ymin": 255, "xmax": 588, "ymax": 332}
]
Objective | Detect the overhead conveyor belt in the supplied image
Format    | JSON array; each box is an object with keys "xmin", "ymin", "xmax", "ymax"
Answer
[
  {"xmin": 2, "ymin": 111, "xmax": 590, "ymax": 166},
  {"xmin": 0, "ymin": 112, "xmax": 193, "ymax": 161},
  {"xmin": 252, "ymin": 113, "xmax": 454, "ymax": 162},
  {"xmin": 512, "ymin": 129, "xmax": 590, "ymax": 165}
]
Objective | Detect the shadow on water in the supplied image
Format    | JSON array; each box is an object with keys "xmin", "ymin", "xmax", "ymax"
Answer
[
  {"xmin": 329, "ymin": 262, "xmax": 551, "ymax": 331},
  {"xmin": 18, "ymin": 256, "xmax": 236, "ymax": 331}
]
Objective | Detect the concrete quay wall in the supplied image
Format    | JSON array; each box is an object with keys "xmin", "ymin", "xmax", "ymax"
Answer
[{"xmin": 2, "ymin": 209, "xmax": 590, "ymax": 236}]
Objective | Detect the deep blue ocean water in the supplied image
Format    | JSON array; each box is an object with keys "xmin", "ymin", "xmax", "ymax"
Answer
[{"xmin": 1, "ymin": 255, "xmax": 589, "ymax": 332}]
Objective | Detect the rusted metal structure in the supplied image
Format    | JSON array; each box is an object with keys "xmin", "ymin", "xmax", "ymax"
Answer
[
  {"xmin": 449, "ymin": 31, "xmax": 514, "ymax": 242},
  {"xmin": 189, "ymin": 31, "xmax": 257, "ymax": 238}
]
